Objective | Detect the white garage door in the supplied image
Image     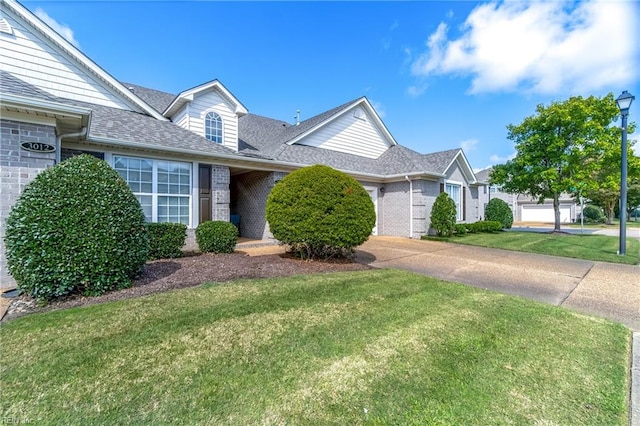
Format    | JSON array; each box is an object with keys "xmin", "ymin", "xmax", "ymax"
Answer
[{"xmin": 521, "ymin": 205, "xmax": 571, "ymax": 223}]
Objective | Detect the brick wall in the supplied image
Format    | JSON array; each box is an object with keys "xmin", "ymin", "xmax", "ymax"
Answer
[
  {"xmin": 379, "ymin": 181, "xmax": 410, "ymax": 237},
  {"xmin": 1, "ymin": 120, "xmax": 56, "ymax": 289},
  {"xmin": 233, "ymin": 171, "xmax": 287, "ymax": 240}
]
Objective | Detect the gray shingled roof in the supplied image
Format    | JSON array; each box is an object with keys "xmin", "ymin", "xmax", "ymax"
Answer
[
  {"xmin": 3, "ymin": 70, "xmax": 468, "ymax": 178},
  {"xmin": 122, "ymin": 82, "xmax": 176, "ymax": 114},
  {"xmin": 475, "ymin": 167, "xmax": 492, "ymax": 183},
  {"xmin": 2, "ymin": 71, "xmax": 244, "ymax": 158}
]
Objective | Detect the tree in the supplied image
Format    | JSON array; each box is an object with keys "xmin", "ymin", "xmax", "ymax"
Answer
[{"xmin": 491, "ymin": 94, "xmax": 622, "ymax": 231}]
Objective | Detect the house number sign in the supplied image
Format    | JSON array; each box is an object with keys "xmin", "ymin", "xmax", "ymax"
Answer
[{"xmin": 20, "ymin": 142, "xmax": 56, "ymax": 153}]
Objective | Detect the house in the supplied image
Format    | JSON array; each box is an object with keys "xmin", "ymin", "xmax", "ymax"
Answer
[
  {"xmin": 0, "ymin": 0, "xmax": 484, "ymax": 289},
  {"xmin": 475, "ymin": 168, "xmax": 580, "ymax": 223}
]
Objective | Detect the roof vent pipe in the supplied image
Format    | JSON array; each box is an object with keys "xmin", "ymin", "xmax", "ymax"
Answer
[{"xmin": 294, "ymin": 110, "xmax": 300, "ymax": 126}]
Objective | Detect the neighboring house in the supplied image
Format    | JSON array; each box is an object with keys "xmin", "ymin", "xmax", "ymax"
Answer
[
  {"xmin": 475, "ymin": 168, "xmax": 579, "ymax": 223},
  {"xmin": 0, "ymin": 0, "xmax": 484, "ymax": 288}
]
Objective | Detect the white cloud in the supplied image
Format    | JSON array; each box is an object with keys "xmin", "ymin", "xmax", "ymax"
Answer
[
  {"xmin": 35, "ymin": 8, "xmax": 80, "ymax": 48},
  {"xmin": 489, "ymin": 152, "xmax": 516, "ymax": 164},
  {"xmin": 370, "ymin": 100, "xmax": 386, "ymax": 118},
  {"xmin": 407, "ymin": 84, "xmax": 427, "ymax": 97},
  {"xmin": 460, "ymin": 138, "xmax": 478, "ymax": 152},
  {"xmin": 410, "ymin": 1, "xmax": 639, "ymax": 95}
]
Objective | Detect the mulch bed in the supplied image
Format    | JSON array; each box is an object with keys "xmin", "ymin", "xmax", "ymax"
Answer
[{"xmin": 3, "ymin": 252, "xmax": 372, "ymax": 321}]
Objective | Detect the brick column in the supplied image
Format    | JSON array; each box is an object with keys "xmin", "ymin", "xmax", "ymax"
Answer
[
  {"xmin": 1, "ymin": 120, "xmax": 56, "ymax": 290},
  {"xmin": 211, "ymin": 165, "xmax": 230, "ymax": 221}
]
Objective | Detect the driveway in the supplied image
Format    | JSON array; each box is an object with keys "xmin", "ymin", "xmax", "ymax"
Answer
[{"xmin": 355, "ymin": 236, "xmax": 640, "ymax": 331}]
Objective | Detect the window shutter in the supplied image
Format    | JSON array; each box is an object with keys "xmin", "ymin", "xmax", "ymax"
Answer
[
  {"xmin": 440, "ymin": 183, "xmax": 444, "ymax": 193},
  {"xmin": 462, "ymin": 187, "xmax": 467, "ymax": 221}
]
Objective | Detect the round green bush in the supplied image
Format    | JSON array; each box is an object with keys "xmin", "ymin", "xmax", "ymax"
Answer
[
  {"xmin": 485, "ymin": 198, "xmax": 514, "ymax": 229},
  {"xmin": 196, "ymin": 221, "xmax": 238, "ymax": 253},
  {"xmin": 582, "ymin": 205, "xmax": 605, "ymax": 223},
  {"xmin": 4, "ymin": 154, "xmax": 148, "ymax": 300},
  {"xmin": 430, "ymin": 192, "xmax": 457, "ymax": 237},
  {"xmin": 146, "ymin": 222, "xmax": 187, "ymax": 260},
  {"xmin": 265, "ymin": 165, "xmax": 375, "ymax": 259}
]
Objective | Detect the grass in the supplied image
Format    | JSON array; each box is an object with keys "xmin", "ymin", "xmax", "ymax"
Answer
[
  {"xmin": 429, "ymin": 231, "xmax": 639, "ymax": 265},
  {"xmin": 0, "ymin": 270, "xmax": 630, "ymax": 425},
  {"xmin": 567, "ymin": 220, "xmax": 640, "ymax": 229}
]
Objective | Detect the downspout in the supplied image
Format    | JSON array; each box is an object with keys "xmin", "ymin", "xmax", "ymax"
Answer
[
  {"xmin": 405, "ymin": 175, "xmax": 413, "ymax": 238},
  {"xmin": 56, "ymin": 127, "xmax": 87, "ymax": 164}
]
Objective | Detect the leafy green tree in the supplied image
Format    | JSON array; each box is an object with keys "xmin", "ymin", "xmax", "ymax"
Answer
[
  {"xmin": 430, "ymin": 192, "xmax": 457, "ymax": 237},
  {"xmin": 491, "ymin": 94, "xmax": 621, "ymax": 231}
]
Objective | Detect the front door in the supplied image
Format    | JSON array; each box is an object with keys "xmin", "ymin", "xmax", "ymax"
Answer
[{"xmin": 199, "ymin": 164, "xmax": 211, "ymax": 224}]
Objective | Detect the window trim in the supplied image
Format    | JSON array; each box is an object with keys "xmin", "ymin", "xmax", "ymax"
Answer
[
  {"xmin": 445, "ymin": 181, "xmax": 463, "ymax": 222},
  {"xmin": 113, "ymin": 155, "xmax": 192, "ymax": 227},
  {"xmin": 204, "ymin": 111, "xmax": 223, "ymax": 144}
]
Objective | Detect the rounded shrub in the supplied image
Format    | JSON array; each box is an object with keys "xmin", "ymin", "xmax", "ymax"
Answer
[
  {"xmin": 430, "ymin": 192, "xmax": 457, "ymax": 237},
  {"xmin": 265, "ymin": 164, "xmax": 375, "ymax": 259},
  {"xmin": 485, "ymin": 198, "xmax": 513, "ymax": 229},
  {"xmin": 4, "ymin": 154, "xmax": 148, "ymax": 300},
  {"xmin": 582, "ymin": 205, "xmax": 605, "ymax": 223},
  {"xmin": 146, "ymin": 222, "xmax": 187, "ymax": 260},
  {"xmin": 196, "ymin": 221, "xmax": 238, "ymax": 253}
]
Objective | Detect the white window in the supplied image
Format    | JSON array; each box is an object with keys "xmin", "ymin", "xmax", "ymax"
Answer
[
  {"xmin": 445, "ymin": 183, "xmax": 462, "ymax": 221},
  {"xmin": 114, "ymin": 156, "xmax": 191, "ymax": 226},
  {"xmin": 205, "ymin": 111, "xmax": 223, "ymax": 143}
]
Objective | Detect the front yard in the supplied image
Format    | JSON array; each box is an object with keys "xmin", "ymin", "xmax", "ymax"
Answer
[
  {"xmin": 0, "ymin": 269, "xmax": 630, "ymax": 425},
  {"xmin": 430, "ymin": 231, "xmax": 639, "ymax": 265}
]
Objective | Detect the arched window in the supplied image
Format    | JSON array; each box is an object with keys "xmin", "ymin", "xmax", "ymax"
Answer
[{"xmin": 205, "ymin": 112, "xmax": 223, "ymax": 143}]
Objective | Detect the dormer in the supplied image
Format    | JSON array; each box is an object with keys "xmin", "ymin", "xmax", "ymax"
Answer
[{"xmin": 163, "ymin": 80, "xmax": 248, "ymax": 152}]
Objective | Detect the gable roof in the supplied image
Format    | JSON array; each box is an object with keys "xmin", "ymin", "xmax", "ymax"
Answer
[
  {"xmin": 1, "ymin": 70, "xmax": 245, "ymax": 159},
  {"xmin": 122, "ymin": 83, "xmax": 176, "ymax": 114},
  {"xmin": 1, "ymin": 0, "xmax": 167, "ymax": 121},
  {"xmin": 163, "ymin": 79, "xmax": 248, "ymax": 118},
  {"xmin": 474, "ymin": 167, "xmax": 492, "ymax": 183},
  {"xmin": 284, "ymin": 97, "xmax": 398, "ymax": 149}
]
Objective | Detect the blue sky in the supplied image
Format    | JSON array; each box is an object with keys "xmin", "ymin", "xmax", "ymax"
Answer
[{"xmin": 25, "ymin": 0, "xmax": 640, "ymax": 171}]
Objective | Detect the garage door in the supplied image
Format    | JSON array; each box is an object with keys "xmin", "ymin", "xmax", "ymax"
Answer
[{"xmin": 521, "ymin": 205, "xmax": 571, "ymax": 223}]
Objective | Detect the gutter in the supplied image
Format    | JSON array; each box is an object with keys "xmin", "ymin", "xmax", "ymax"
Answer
[
  {"xmin": 405, "ymin": 175, "xmax": 413, "ymax": 238},
  {"xmin": 56, "ymin": 127, "xmax": 87, "ymax": 163}
]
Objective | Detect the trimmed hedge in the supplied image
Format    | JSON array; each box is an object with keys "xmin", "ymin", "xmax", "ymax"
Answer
[
  {"xmin": 265, "ymin": 165, "xmax": 375, "ymax": 259},
  {"xmin": 146, "ymin": 222, "xmax": 187, "ymax": 260},
  {"xmin": 485, "ymin": 198, "xmax": 513, "ymax": 229},
  {"xmin": 454, "ymin": 223, "xmax": 468, "ymax": 235},
  {"xmin": 466, "ymin": 220, "xmax": 503, "ymax": 233},
  {"xmin": 4, "ymin": 154, "xmax": 148, "ymax": 300},
  {"xmin": 196, "ymin": 221, "xmax": 238, "ymax": 254},
  {"xmin": 430, "ymin": 192, "xmax": 457, "ymax": 237}
]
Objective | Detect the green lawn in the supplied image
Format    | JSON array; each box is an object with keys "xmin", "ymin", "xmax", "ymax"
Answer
[
  {"xmin": 430, "ymin": 231, "xmax": 639, "ymax": 265},
  {"xmin": 0, "ymin": 270, "xmax": 630, "ymax": 425}
]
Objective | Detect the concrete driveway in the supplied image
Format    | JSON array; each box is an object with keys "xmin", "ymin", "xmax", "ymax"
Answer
[{"xmin": 355, "ymin": 236, "xmax": 640, "ymax": 331}]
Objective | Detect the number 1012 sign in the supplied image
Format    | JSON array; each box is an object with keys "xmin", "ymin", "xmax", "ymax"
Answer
[{"xmin": 20, "ymin": 142, "xmax": 56, "ymax": 153}]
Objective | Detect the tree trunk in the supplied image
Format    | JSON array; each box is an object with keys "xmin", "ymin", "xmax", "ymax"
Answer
[{"xmin": 553, "ymin": 194, "xmax": 561, "ymax": 231}]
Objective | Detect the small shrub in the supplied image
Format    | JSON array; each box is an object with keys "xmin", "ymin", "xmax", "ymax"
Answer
[
  {"xmin": 485, "ymin": 198, "xmax": 513, "ymax": 229},
  {"xmin": 266, "ymin": 165, "xmax": 375, "ymax": 259},
  {"xmin": 430, "ymin": 192, "xmax": 457, "ymax": 237},
  {"xmin": 455, "ymin": 224, "xmax": 468, "ymax": 235},
  {"xmin": 146, "ymin": 222, "xmax": 187, "ymax": 260},
  {"xmin": 196, "ymin": 221, "xmax": 238, "ymax": 253},
  {"xmin": 582, "ymin": 205, "xmax": 606, "ymax": 223},
  {"xmin": 467, "ymin": 220, "xmax": 503, "ymax": 233},
  {"xmin": 4, "ymin": 155, "xmax": 148, "ymax": 300}
]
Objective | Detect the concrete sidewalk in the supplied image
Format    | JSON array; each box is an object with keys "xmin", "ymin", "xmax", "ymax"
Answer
[{"xmin": 354, "ymin": 236, "xmax": 639, "ymax": 331}]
